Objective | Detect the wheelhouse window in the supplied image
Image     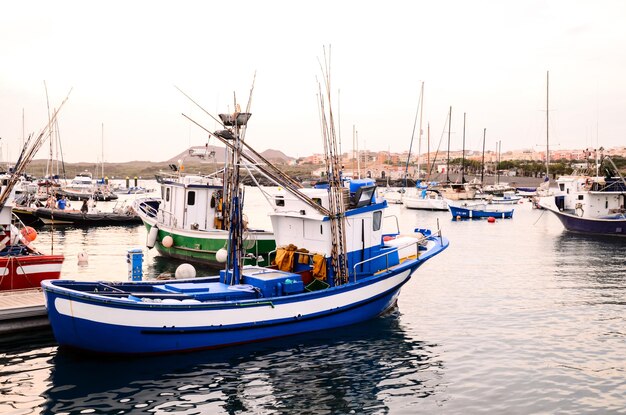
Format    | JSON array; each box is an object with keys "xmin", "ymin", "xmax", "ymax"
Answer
[
  {"xmin": 373, "ymin": 210, "xmax": 382, "ymax": 231},
  {"xmin": 165, "ymin": 188, "xmax": 170, "ymax": 202},
  {"xmin": 187, "ymin": 191, "xmax": 196, "ymax": 206},
  {"xmin": 275, "ymin": 196, "xmax": 285, "ymax": 207}
]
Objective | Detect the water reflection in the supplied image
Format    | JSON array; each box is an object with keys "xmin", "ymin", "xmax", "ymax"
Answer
[
  {"xmin": 43, "ymin": 310, "xmax": 443, "ymax": 414},
  {"xmin": 554, "ymin": 232, "xmax": 626, "ymax": 288},
  {"xmin": 0, "ymin": 328, "xmax": 57, "ymax": 415}
]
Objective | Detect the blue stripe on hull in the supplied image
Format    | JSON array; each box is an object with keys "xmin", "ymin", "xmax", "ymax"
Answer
[{"xmin": 46, "ymin": 287, "xmax": 403, "ymax": 355}]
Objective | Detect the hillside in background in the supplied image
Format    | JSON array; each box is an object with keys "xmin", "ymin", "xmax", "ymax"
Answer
[
  {"xmin": 18, "ymin": 146, "xmax": 297, "ymax": 180},
  {"xmin": 17, "ymin": 145, "xmax": 296, "ymax": 178},
  {"xmin": 167, "ymin": 146, "xmax": 294, "ymax": 164}
]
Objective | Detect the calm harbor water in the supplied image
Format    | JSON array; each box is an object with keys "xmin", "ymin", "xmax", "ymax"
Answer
[{"xmin": 1, "ymin": 186, "xmax": 625, "ymax": 414}]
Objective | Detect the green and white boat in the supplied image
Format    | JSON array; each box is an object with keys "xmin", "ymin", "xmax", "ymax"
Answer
[{"xmin": 133, "ymin": 172, "xmax": 276, "ymax": 268}]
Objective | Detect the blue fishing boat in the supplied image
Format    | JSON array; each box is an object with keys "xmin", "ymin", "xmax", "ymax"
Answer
[
  {"xmin": 42, "ymin": 83, "xmax": 449, "ymax": 355},
  {"xmin": 448, "ymin": 201, "xmax": 514, "ymax": 220}
]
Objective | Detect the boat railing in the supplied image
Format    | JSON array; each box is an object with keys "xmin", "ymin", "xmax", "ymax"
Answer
[
  {"xmin": 156, "ymin": 209, "xmax": 178, "ymax": 228},
  {"xmin": 137, "ymin": 200, "xmax": 178, "ymax": 227},
  {"xmin": 351, "ymin": 228, "xmax": 442, "ymax": 283}
]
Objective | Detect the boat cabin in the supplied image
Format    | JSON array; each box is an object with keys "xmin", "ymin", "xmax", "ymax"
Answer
[
  {"xmin": 156, "ymin": 174, "xmax": 225, "ymax": 231},
  {"xmin": 270, "ymin": 179, "xmax": 403, "ymax": 282},
  {"xmin": 554, "ymin": 176, "xmax": 626, "ymax": 218}
]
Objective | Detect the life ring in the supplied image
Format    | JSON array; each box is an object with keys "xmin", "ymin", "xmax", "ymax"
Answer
[{"xmin": 575, "ymin": 203, "xmax": 584, "ymax": 217}]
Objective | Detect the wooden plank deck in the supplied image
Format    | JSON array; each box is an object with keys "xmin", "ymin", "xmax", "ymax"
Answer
[{"xmin": 0, "ymin": 288, "xmax": 49, "ymax": 334}]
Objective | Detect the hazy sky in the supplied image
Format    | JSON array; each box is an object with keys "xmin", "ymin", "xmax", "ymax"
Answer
[{"xmin": 2, "ymin": 0, "xmax": 625, "ymax": 163}]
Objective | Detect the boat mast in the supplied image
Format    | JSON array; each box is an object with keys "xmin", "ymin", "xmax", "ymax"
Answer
[
  {"xmin": 496, "ymin": 140, "xmax": 501, "ymax": 185},
  {"xmin": 417, "ymin": 82, "xmax": 424, "ymax": 180},
  {"xmin": 352, "ymin": 125, "xmax": 356, "ymax": 178},
  {"xmin": 44, "ymin": 81, "xmax": 52, "ymax": 180},
  {"xmin": 220, "ymin": 100, "xmax": 250, "ymax": 284},
  {"xmin": 461, "ymin": 112, "xmax": 466, "ymax": 183},
  {"xmin": 215, "ymin": 75, "xmax": 255, "ymax": 285},
  {"xmin": 426, "ymin": 122, "xmax": 431, "ymax": 180},
  {"xmin": 446, "ymin": 106, "xmax": 451, "ymax": 183},
  {"xmin": 481, "ymin": 128, "xmax": 486, "ymax": 184},
  {"xmin": 101, "ymin": 122, "xmax": 104, "ymax": 179},
  {"xmin": 318, "ymin": 48, "xmax": 348, "ymax": 285},
  {"xmin": 405, "ymin": 82, "xmax": 424, "ymax": 187},
  {"xmin": 546, "ymin": 70, "xmax": 550, "ymax": 178},
  {"xmin": 356, "ymin": 129, "xmax": 360, "ymax": 179}
]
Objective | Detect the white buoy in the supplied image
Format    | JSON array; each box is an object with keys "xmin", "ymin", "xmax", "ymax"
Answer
[
  {"xmin": 77, "ymin": 251, "xmax": 88, "ymax": 265},
  {"xmin": 175, "ymin": 263, "xmax": 196, "ymax": 279},
  {"xmin": 162, "ymin": 235, "xmax": 173, "ymax": 248},
  {"xmin": 216, "ymin": 248, "xmax": 228, "ymax": 263}
]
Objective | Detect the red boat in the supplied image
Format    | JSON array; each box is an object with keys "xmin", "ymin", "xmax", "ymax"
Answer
[
  {"xmin": 0, "ymin": 251, "xmax": 64, "ymax": 290},
  {"xmin": 0, "ymin": 206, "xmax": 64, "ymax": 291}
]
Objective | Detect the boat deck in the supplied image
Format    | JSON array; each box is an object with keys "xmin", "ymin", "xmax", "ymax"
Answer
[{"xmin": 0, "ymin": 288, "xmax": 48, "ymax": 334}]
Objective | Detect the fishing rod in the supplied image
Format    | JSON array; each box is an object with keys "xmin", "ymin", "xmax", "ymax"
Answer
[
  {"xmin": 318, "ymin": 45, "xmax": 349, "ymax": 284},
  {"xmin": 0, "ymin": 88, "xmax": 72, "ymax": 208},
  {"xmin": 176, "ymin": 86, "xmax": 304, "ymax": 191},
  {"xmin": 182, "ymin": 113, "xmax": 331, "ymax": 217}
]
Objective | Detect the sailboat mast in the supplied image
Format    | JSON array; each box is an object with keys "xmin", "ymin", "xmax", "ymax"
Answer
[
  {"xmin": 481, "ymin": 128, "xmax": 486, "ymax": 184},
  {"xmin": 354, "ymin": 130, "xmax": 361, "ymax": 179},
  {"xmin": 427, "ymin": 122, "xmax": 431, "ymax": 179},
  {"xmin": 446, "ymin": 106, "xmax": 451, "ymax": 183},
  {"xmin": 461, "ymin": 112, "xmax": 466, "ymax": 183},
  {"xmin": 417, "ymin": 82, "xmax": 424, "ymax": 180},
  {"xmin": 546, "ymin": 70, "xmax": 550, "ymax": 178},
  {"xmin": 496, "ymin": 140, "xmax": 501, "ymax": 185},
  {"xmin": 101, "ymin": 122, "xmax": 104, "ymax": 179},
  {"xmin": 352, "ymin": 125, "xmax": 356, "ymax": 178},
  {"xmin": 405, "ymin": 82, "xmax": 424, "ymax": 187},
  {"xmin": 44, "ymin": 81, "xmax": 52, "ymax": 179}
]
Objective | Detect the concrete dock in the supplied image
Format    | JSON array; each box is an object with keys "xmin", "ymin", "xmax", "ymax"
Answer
[{"xmin": 0, "ymin": 288, "xmax": 49, "ymax": 334}]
